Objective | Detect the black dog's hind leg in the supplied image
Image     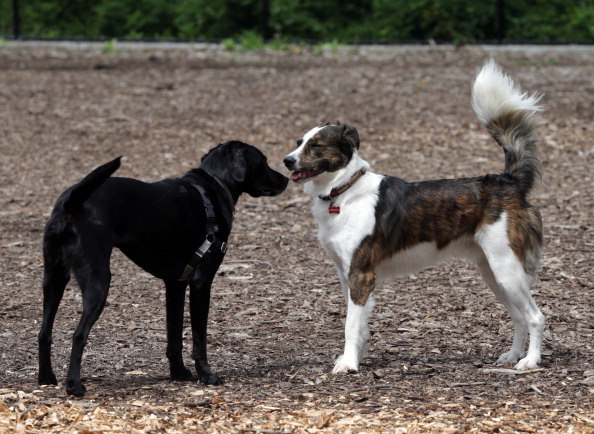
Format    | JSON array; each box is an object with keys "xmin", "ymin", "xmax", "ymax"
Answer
[
  {"xmin": 189, "ymin": 266, "xmax": 223, "ymax": 385},
  {"xmin": 66, "ymin": 253, "xmax": 111, "ymax": 397},
  {"xmin": 38, "ymin": 246, "xmax": 70, "ymax": 386},
  {"xmin": 164, "ymin": 280, "xmax": 193, "ymax": 380}
]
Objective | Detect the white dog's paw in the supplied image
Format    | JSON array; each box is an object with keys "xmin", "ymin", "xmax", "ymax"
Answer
[
  {"xmin": 497, "ymin": 350, "xmax": 524, "ymax": 364},
  {"xmin": 514, "ymin": 356, "xmax": 540, "ymax": 371},
  {"xmin": 332, "ymin": 355, "xmax": 359, "ymax": 374}
]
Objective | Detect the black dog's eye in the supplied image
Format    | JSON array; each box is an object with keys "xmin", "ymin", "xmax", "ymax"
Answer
[{"xmin": 295, "ymin": 139, "xmax": 303, "ymax": 148}]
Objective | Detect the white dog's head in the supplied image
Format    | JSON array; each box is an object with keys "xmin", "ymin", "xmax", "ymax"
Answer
[{"xmin": 283, "ymin": 124, "xmax": 360, "ymax": 184}]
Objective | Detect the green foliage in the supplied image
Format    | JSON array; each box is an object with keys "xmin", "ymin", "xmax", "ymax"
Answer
[
  {"xmin": 95, "ymin": 0, "xmax": 177, "ymax": 38},
  {"xmin": 506, "ymin": 0, "xmax": 594, "ymax": 41},
  {"xmin": 238, "ymin": 30, "xmax": 265, "ymax": 51},
  {"xmin": 371, "ymin": 0, "xmax": 497, "ymax": 41},
  {"xmin": 222, "ymin": 33, "xmax": 294, "ymax": 52},
  {"xmin": 327, "ymin": 39, "xmax": 341, "ymax": 53},
  {"xmin": 102, "ymin": 38, "xmax": 121, "ymax": 54},
  {"xmin": 222, "ymin": 37, "xmax": 236, "ymax": 51},
  {"xmin": 175, "ymin": 0, "xmax": 265, "ymax": 39},
  {"xmin": 10, "ymin": 0, "xmax": 103, "ymax": 37},
  {"xmin": 313, "ymin": 40, "xmax": 342, "ymax": 55},
  {"xmin": 0, "ymin": 2, "xmax": 11, "ymax": 36},
  {"xmin": 269, "ymin": 0, "xmax": 373, "ymax": 41},
  {"xmin": 267, "ymin": 36, "xmax": 293, "ymax": 51},
  {"xmin": 2, "ymin": 0, "xmax": 594, "ymax": 41}
]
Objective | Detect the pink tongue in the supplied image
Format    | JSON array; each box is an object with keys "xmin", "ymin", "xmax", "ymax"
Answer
[{"xmin": 291, "ymin": 172, "xmax": 307, "ymax": 181}]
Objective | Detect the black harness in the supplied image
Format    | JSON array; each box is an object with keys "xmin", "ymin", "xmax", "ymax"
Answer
[{"xmin": 178, "ymin": 179, "xmax": 233, "ymax": 281}]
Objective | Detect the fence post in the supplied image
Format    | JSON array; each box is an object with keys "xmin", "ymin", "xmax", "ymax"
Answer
[
  {"xmin": 497, "ymin": 0, "xmax": 506, "ymax": 43},
  {"xmin": 261, "ymin": 0, "xmax": 272, "ymax": 41},
  {"xmin": 12, "ymin": 0, "xmax": 20, "ymax": 39}
]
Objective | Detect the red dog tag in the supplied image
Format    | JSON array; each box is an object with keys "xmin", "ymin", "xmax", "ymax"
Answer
[{"xmin": 328, "ymin": 205, "xmax": 340, "ymax": 214}]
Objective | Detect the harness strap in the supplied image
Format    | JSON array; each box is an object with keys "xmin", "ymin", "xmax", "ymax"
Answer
[
  {"xmin": 195, "ymin": 184, "xmax": 218, "ymax": 234},
  {"xmin": 178, "ymin": 184, "xmax": 228, "ymax": 281}
]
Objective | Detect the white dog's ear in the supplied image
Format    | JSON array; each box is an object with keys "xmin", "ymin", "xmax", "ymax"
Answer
[{"xmin": 340, "ymin": 124, "xmax": 360, "ymax": 149}]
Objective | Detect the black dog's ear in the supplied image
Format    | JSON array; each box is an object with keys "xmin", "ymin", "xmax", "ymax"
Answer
[
  {"xmin": 225, "ymin": 144, "xmax": 247, "ymax": 183},
  {"xmin": 340, "ymin": 124, "xmax": 360, "ymax": 149},
  {"xmin": 201, "ymin": 143, "xmax": 222, "ymax": 163}
]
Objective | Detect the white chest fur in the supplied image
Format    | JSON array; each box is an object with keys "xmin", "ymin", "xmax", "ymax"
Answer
[{"xmin": 312, "ymin": 172, "xmax": 383, "ymax": 274}]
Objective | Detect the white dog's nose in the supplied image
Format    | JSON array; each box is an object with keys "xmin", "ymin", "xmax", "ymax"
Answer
[{"xmin": 283, "ymin": 155, "xmax": 297, "ymax": 170}]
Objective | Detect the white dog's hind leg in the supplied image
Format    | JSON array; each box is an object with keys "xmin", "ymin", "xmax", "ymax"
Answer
[
  {"xmin": 510, "ymin": 277, "xmax": 545, "ymax": 370},
  {"xmin": 333, "ymin": 293, "xmax": 375, "ymax": 374},
  {"xmin": 477, "ymin": 259, "xmax": 527, "ymax": 363},
  {"xmin": 475, "ymin": 215, "xmax": 545, "ymax": 370},
  {"xmin": 497, "ymin": 270, "xmax": 544, "ymax": 370},
  {"xmin": 487, "ymin": 277, "xmax": 543, "ymax": 369}
]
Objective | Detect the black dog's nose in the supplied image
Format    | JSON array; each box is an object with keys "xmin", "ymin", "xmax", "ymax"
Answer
[{"xmin": 283, "ymin": 156, "xmax": 296, "ymax": 170}]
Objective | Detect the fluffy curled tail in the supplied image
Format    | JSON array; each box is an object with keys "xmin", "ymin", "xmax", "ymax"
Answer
[
  {"xmin": 63, "ymin": 157, "xmax": 121, "ymax": 214},
  {"xmin": 472, "ymin": 59, "xmax": 545, "ymax": 197}
]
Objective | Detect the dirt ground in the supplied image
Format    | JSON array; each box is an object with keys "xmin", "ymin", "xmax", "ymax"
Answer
[{"xmin": 1, "ymin": 43, "xmax": 593, "ymax": 432}]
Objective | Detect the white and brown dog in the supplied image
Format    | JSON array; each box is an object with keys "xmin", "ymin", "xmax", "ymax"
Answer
[{"xmin": 283, "ymin": 59, "xmax": 546, "ymax": 374}]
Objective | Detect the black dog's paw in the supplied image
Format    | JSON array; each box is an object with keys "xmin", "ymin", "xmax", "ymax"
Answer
[
  {"xmin": 170, "ymin": 366, "xmax": 194, "ymax": 381},
  {"xmin": 66, "ymin": 380, "xmax": 87, "ymax": 397},
  {"xmin": 194, "ymin": 360, "xmax": 223, "ymax": 385},
  {"xmin": 38, "ymin": 371, "xmax": 58, "ymax": 386},
  {"xmin": 200, "ymin": 373, "xmax": 224, "ymax": 386}
]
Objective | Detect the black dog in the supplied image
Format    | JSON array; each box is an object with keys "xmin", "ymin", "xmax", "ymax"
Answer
[{"xmin": 38, "ymin": 141, "xmax": 288, "ymax": 396}]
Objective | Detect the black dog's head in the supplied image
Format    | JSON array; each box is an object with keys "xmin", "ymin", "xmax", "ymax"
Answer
[{"xmin": 201, "ymin": 141, "xmax": 288, "ymax": 197}]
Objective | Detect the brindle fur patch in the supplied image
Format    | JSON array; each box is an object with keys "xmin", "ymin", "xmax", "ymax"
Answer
[
  {"xmin": 507, "ymin": 206, "xmax": 543, "ymax": 276},
  {"xmin": 348, "ymin": 173, "xmax": 543, "ymax": 306},
  {"xmin": 348, "ymin": 268, "xmax": 376, "ymax": 307}
]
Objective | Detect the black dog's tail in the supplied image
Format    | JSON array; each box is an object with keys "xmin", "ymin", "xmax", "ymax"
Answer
[
  {"xmin": 471, "ymin": 59, "xmax": 545, "ymax": 197},
  {"xmin": 62, "ymin": 157, "xmax": 121, "ymax": 214}
]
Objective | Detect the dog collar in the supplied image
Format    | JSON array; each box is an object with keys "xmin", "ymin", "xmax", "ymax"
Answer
[
  {"xmin": 318, "ymin": 168, "xmax": 366, "ymax": 214},
  {"xmin": 199, "ymin": 171, "xmax": 235, "ymax": 217}
]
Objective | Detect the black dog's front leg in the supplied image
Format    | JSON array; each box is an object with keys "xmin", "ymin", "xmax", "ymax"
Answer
[
  {"xmin": 164, "ymin": 280, "xmax": 194, "ymax": 381},
  {"xmin": 189, "ymin": 268, "xmax": 223, "ymax": 385}
]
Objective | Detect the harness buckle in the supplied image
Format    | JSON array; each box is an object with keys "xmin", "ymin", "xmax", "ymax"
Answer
[{"xmin": 196, "ymin": 237, "xmax": 213, "ymax": 258}]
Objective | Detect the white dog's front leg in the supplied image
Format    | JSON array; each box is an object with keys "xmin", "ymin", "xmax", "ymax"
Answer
[{"xmin": 333, "ymin": 293, "xmax": 375, "ymax": 374}]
